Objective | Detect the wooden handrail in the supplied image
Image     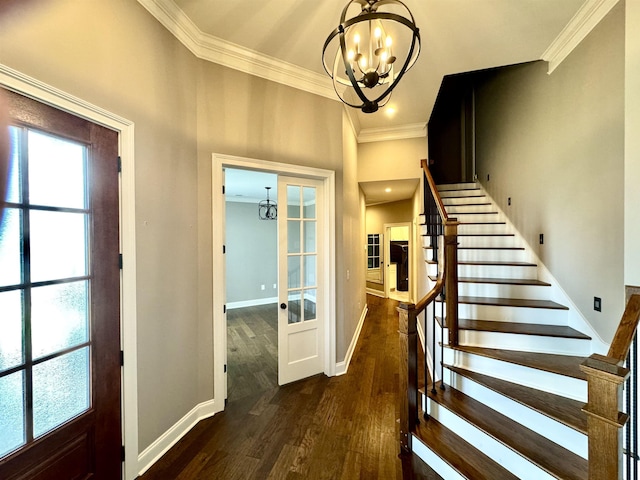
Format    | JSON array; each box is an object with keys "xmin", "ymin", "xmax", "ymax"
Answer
[
  {"xmin": 414, "ymin": 270, "xmax": 445, "ymax": 313},
  {"xmin": 421, "ymin": 159, "xmax": 449, "ymax": 223},
  {"xmin": 581, "ymin": 294, "xmax": 640, "ymax": 479},
  {"xmin": 398, "ymin": 159, "xmax": 460, "ymax": 454},
  {"xmin": 606, "ymin": 294, "xmax": 640, "ymax": 364}
]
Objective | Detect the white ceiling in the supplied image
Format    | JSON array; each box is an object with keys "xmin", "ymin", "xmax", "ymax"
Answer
[
  {"xmin": 163, "ymin": 0, "xmax": 585, "ymax": 132},
  {"xmin": 141, "ymin": 0, "xmax": 605, "ymax": 204}
]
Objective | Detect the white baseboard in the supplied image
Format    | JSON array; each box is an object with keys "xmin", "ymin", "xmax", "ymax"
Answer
[
  {"xmin": 137, "ymin": 398, "xmax": 220, "ymax": 476},
  {"xmin": 227, "ymin": 296, "xmax": 278, "ymax": 310},
  {"xmin": 335, "ymin": 304, "xmax": 368, "ymax": 376},
  {"xmin": 366, "ymin": 288, "xmax": 385, "ymax": 298}
]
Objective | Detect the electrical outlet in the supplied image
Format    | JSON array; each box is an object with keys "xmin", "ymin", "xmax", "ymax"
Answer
[
  {"xmin": 594, "ymin": 297, "xmax": 602, "ymax": 312},
  {"xmin": 508, "ymin": 197, "xmax": 511, "ymax": 206},
  {"xmin": 487, "ymin": 174, "xmax": 490, "ymax": 181},
  {"xmin": 261, "ymin": 284, "xmax": 265, "ymax": 291},
  {"xmin": 273, "ymin": 283, "xmax": 276, "ymax": 289},
  {"xmin": 539, "ymin": 234, "xmax": 544, "ymax": 245}
]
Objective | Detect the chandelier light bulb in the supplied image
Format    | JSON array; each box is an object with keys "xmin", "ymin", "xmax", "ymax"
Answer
[{"xmin": 322, "ymin": 0, "xmax": 421, "ymax": 113}]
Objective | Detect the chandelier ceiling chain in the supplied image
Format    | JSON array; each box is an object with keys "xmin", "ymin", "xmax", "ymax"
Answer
[
  {"xmin": 322, "ymin": 0, "xmax": 421, "ymax": 113},
  {"xmin": 258, "ymin": 186, "xmax": 277, "ymax": 220}
]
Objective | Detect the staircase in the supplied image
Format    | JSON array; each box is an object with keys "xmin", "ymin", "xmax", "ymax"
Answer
[{"xmin": 413, "ymin": 182, "xmax": 593, "ymax": 480}]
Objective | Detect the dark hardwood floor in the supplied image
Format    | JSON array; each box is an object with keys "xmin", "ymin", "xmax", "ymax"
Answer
[
  {"xmin": 139, "ymin": 295, "xmax": 441, "ymax": 479},
  {"xmin": 227, "ymin": 304, "xmax": 279, "ymax": 403}
]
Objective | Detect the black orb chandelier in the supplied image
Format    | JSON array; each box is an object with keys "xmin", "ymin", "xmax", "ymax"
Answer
[
  {"xmin": 322, "ymin": 0, "xmax": 421, "ymax": 113},
  {"xmin": 258, "ymin": 187, "xmax": 277, "ymax": 220}
]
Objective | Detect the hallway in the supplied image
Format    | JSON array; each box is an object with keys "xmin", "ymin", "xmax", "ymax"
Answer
[{"xmin": 139, "ymin": 295, "xmax": 440, "ymax": 479}]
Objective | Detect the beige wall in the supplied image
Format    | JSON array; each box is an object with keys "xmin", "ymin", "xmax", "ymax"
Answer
[
  {"xmin": 0, "ymin": 0, "xmax": 364, "ymax": 457},
  {"xmin": 626, "ymin": 1, "xmax": 640, "ymax": 289},
  {"xmin": 358, "ymin": 137, "xmax": 426, "ymax": 183},
  {"xmin": 475, "ymin": 3, "xmax": 625, "ymax": 342},
  {"xmin": 340, "ymin": 109, "xmax": 366, "ymax": 358},
  {"xmin": 0, "ymin": 0, "xmax": 201, "ymax": 452},
  {"xmin": 366, "ymin": 199, "xmax": 414, "ymax": 235}
]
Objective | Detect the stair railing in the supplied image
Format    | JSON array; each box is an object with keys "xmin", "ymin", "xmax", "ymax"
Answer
[
  {"xmin": 581, "ymin": 294, "xmax": 640, "ymax": 479},
  {"xmin": 398, "ymin": 159, "xmax": 459, "ymax": 453}
]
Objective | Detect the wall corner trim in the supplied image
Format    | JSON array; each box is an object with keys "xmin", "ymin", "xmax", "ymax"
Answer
[
  {"xmin": 541, "ymin": 0, "xmax": 620, "ymax": 74},
  {"xmin": 335, "ymin": 304, "xmax": 368, "ymax": 376},
  {"xmin": 357, "ymin": 123, "xmax": 427, "ymax": 144},
  {"xmin": 136, "ymin": 0, "xmax": 336, "ymax": 100},
  {"xmin": 137, "ymin": 398, "xmax": 220, "ymax": 476}
]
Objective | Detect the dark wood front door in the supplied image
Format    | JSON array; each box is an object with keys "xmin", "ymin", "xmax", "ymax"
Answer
[{"xmin": 0, "ymin": 89, "xmax": 122, "ymax": 479}]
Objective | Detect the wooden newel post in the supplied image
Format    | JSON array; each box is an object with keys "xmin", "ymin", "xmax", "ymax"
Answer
[
  {"xmin": 580, "ymin": 355, "xmax": 629, "ymax": 480},
  {"xmin": 398, "ymin": 302, "xmax": 418, "ymax": 453},
  {"xmin": 444, "ymin": 220, "xmax": 459, "ymax": 346}
]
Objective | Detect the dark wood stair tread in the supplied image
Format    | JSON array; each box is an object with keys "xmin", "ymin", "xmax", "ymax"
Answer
[
  {"xmin": 458, "ymin": 233, "xmax": 514, "ymax": 236},
  {"xmin": 446, "ymin": 345, "xmax": 587, "ymax": 380},
  {"xmin": 439, "ymin": 193, "xmax": 486, "ymax": 199},
  {"xmin": 447, "ymin": 296, "xmax": 569, "ymax": 310},
  {"xmin": 427, "ymin": 260, "xmax": 537, "ymax": 267},
  {"xmin": 436, "ymin": 317, "xmax": 591, "ymax": 340},
  {"xmin": 458, "ymin": 221, "xmax": 506, "ymax": 225},
  {"xmin": 426, "ymin": 385, "xmax": 588, "ymax": 480},
  {"xmin": 424, "ymin": 246, "xmax": 525, "ymax": 251},
  {"xmin": 428, "ymin": 276, "xmax": 550, "ymax": 286},
  {"xmin": 445, "ymin": 365, "xmax": 588, "ymax": 434},
  {"xmin": 449, "ymin": 211, "xmax": 499, "ymax": 216},
  {"xmin": 414, "ymin": 415, "xmax": 519, "ymax": 480}
]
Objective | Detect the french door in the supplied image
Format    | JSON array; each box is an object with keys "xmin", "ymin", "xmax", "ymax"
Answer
[
  {"xmin": 0, "ymin": 89, "xmax": 121, "ymax": 479},
  {"xmin": 277, "ymin": 176, "xmax": 324, "ymax": 385}
]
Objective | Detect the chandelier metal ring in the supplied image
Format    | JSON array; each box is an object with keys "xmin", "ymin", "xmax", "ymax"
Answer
[{"xmin": 322, "ymin": 0, "xmax": 421, "ymax": 113}]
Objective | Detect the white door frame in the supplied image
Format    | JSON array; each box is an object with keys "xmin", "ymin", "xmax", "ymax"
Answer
[
  {"xmin": 212, "ymin": 153, "xmax": 336, "ymax": 408},
  {"xmin": 0, "ymin": 64, "xmax": 139, "ymax": 480},
  {"xmin": 383, "ymin": 222, "xmax": 412, "ymax": 301}
]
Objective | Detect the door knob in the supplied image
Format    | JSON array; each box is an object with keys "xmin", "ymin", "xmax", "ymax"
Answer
[{"xmin": 280, "ymin": 303, "xmax": 287, "ymax": 309}]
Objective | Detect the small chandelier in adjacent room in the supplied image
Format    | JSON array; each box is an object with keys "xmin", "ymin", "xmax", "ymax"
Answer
[
  {"xmin": 258, "ymin": 187, "xmax": 277, "ymax": 220},
  {"xmin": 322, "ymin": 0, "xmax": 421, "ymax": 113}
]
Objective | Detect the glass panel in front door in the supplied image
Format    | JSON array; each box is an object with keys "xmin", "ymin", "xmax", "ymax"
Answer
[{"xmin": 0, "ymin": 127, "xmax": 91, "ymax": 459}]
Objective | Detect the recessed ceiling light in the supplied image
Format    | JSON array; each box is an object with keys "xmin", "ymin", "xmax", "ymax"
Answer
[
  {"xmin": 385, "ymin": 106, "xmax": 396, "ymax": 117},
  {"xmin": 385, "ymin": 188, "xmax": 392, "ymax": 193}
]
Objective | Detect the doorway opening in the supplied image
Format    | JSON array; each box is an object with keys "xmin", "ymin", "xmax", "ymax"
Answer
[
  {"xmin": 385, "ymin": 223, "xmax": 412, "ymax": 303},
  {"xmin": 212, "ymin": 153, "xmax": 336, "ymax": 410},
  {"xmin": 224, "ymin": 169, "xmax": 278, "ymax": 403}
]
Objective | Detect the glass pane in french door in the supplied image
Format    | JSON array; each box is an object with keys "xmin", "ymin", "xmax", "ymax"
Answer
[
  {"xmin": 0, "ymin": 126, "xmax": 92, "ymax": 459},
  {"xmin": 286, "ymin": 185, "xmax": 317, "ymax": 324}
]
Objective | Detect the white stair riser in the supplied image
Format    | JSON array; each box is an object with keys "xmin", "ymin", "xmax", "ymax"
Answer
[
  {"xmin": 438, "ymin": 183, "xmax": 478, "ymax": 191},
  {"xmin": 411, "ymin": 437, "xmax": 467, "ymax": 480},
  {"xmin": 457, "ymin": 223, "xmax": 508, "ymax": 235},
  {"xmin": 442, "ymin": 348, "xmax": 587, "ymax": 402},
  {"xmin": 423, "ymin": 248, "xmax": 528, "ymax": 264},
  {"xmin": 458, "ymin": 283, "xmax": 551, "ymax": 300},
  {"xmin": 426, "ymin": 262, "xmax": 539, "ymax": 281},
  {"xmin": 440, "ymin": 190, "xmax": 484, "ymax": 198},
  {"xmin": 458, "ymin": 330, "xmax": 591, "ymax": 356},
  {"xmin": 457, "ymin": 249, "xmax": 528, "ymax": 263},
  {"xmin": 455, "ymin": 264, "xmax": 539, "ymax": 280},
  {"xmin": 452, "ymin": 213, "xmax": 502, "ymax": 224},
  {"xmin": 443, "ymin": 197, "xmax": 489, "ymax": 206},
  {"xmin": 446, "ymin": 205, "xmax": 496, "ymax": 214},
  {"xmin": 451, "ymin": 303, "xmax": 568, "ymax": 324},
  {"xmin": 444, "ymin": 371, "xmax": 588, "ymax": 459},
  {"xmin": 457, "ymin": 236, "xmax": 520, "ymax": 248},
  {"xmin": 427, "ymin": 399, "xmax": 556, "ymax": 480}
]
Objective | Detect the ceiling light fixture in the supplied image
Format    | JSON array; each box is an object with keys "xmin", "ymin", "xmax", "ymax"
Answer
[
  {"xmin": 258, "ymin": 187, "xmax": 277, "ymax": 220},
  {"xmin": 322, "ymin": 0, "xmax": 421, "ymax": 114}
]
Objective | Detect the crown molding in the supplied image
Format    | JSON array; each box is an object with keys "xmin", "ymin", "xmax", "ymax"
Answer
[
  {"xmin": 136, "ymin": 0, "xmax": 336, "ymax": 100},
  {"xmin": 541, "ymin": 0, "xmax": 620, "ymax": 74},
  {"xmin": 357, "ymin": 123, "xmax": 426, "ymax": 143}
]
